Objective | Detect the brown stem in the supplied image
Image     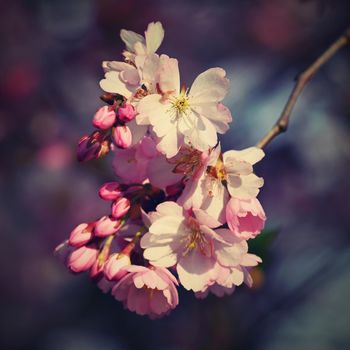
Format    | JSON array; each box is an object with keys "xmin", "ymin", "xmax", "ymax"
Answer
[{"xmin": 256, "ymin": 27, "xmax": 350, "ymax": 149}]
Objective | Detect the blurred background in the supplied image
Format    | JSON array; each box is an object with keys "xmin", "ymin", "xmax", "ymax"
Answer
[{"xmin": 1, "ymin": 0, "xmax": 350, "ymax": 349}]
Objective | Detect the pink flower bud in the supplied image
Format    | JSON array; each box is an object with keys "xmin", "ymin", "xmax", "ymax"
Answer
[
  {"xmin": 113, "ymin": 125, "xmax": 132, "ymax": 149},
  {"xmin": 67, "ymin": 245, "xmax": 98, "ymax": 273},
  {"xmin": 93, "ymin": 106, "xmax": 117, "ymax": 129},
  {"xmin": 95, "ymin": 216, "xmax": 122, "ymax": 237},
  {"xmin": 69, "ymin": 222, "xmax": 94, "ymax": 247},
  {"xmin": 118, "ymin": 104, "xmax": 135, "ymax": 122},
  {"xmin": 104, "ymin": 253, "xmax": 131, "ymax": 280},
  {"xmin": 99, "ymin": 182, "xmax": 123, "ymax": 201},
  {"xmin": 90, "ymin": 260, "xmax": 104, "ymax": 279},
  {"xmin": 111, "ymin": 197, "xmax": 130, "ymax": 219}
]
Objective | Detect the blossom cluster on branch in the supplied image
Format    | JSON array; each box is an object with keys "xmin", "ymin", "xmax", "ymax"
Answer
[{"xmin": 55, "ymin": 21, "xmax": 266, "ymax": 319}]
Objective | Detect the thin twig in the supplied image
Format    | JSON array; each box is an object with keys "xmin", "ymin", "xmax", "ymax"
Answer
[{"xmin": 256, "ymin": 27, "xmax": 350, "ymax": 149}]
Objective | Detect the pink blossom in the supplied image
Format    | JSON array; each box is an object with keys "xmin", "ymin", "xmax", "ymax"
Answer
[
  {"xmin": 222, "ymin": 147, "xmax": 265, "ymax": 199},
  {"xmin": 118, "ymin": 104, "xmax": 136, "ymax": 122},
  {"xmin": 67, "ymin": 245, "xmax": 98, "ymax": 273},
  {"xmin": 113, "ymin": 125, "xmax": 132, "ymax": 149},
  {"xmin": 136, "ymin": 58, "xmax": 232, "ymax": 157},
  {"xmin": 112, "ymin": 265, "xmax": 178, "ymax": 318},
  {"xmin": 99, "ymin": 182, "xmax": 123, "ymax": 201},
  {"xmin": 226, "ymin": 197, "xmax": 266, "ymax": 240},
  {"xmin": 93, "ymin": 106, "xmax": 117, "ymax": 129},
  {"xmin": 177, "ymin": 145, "xmax": 228, "ymax": 225},
  {"xmin": 104, "ymin": 253, "xmax": 131, "ymax": 280},
  {"xmin": 113, "ymin": 143, "xmax": 149, "ymax": 184},
  {"xmin": 94, "ymin": 216, "xmax": 122, "ymax": 237},
  {"xmin": 141, "ymin": 202, "xmax": 248, "ymax": 292},
  {"xmin": 69, "ymin": 222, "xmax": 94, "ymax": 247},
  {"xmin": 111, "ymin": 197, "xmax": 130, "ymax": 219}
]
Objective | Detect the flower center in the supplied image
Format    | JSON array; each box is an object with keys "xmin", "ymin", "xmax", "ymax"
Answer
[
  {"xmin": 171, "ymin": 94, "xmax": 190, "ymax": 115},
  {"xmin": 182, "ymin": 217, "xmax": 210, "ymax": 256}
]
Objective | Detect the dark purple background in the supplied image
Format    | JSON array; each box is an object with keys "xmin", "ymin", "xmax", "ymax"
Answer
[{"xmin": 1, "ymin": 1, "xmax": 350, "ymax": 349}]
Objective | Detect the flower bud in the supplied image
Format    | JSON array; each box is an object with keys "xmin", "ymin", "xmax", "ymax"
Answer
[
  {"xmin": 90, "ymin": 260, "xmax": 104, "ymax": 279},
  {"xmin": 93, "ymin": 106, "xmax": 117, "ymax": 129},
  {"xmin": 113, "ymin": 125, "xmax": 132, "ymax": 149},
  {"xmin": 67, "ymin": 245, "xmax": 98, "ymax": 273},
  {"xmin": 77, "ymin": 131, "xmax": 110, "ymax": 162},
  {"xmin": 118, "ymin": 104, "xmax": 135, "ymax": 122},
  {"xmin": 99, "ymin": 182, "xmax": 123, "ymax": 201},
  {"xmin": 95, "ymin": 216, "xmax": 122, "ymax": 237},
  {"xmin": 69, "ymin": 222, "xmax": 94, "ymax": 247},
  {"xmin": 104, "ymin": 253, "xmax": 131, "ymax": 280},
  {"xmin": 111, "ymin": 197, "xmax": 130, "ymax": 219}
]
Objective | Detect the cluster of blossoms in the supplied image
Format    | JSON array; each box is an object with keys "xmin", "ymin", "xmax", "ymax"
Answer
[{"xmin": 55, "ymin": 22, "xmax": 266, "ymax": 319}]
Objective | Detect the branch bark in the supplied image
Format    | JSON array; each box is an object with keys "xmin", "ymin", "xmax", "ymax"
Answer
[{"xmin": 256, "ymin": 27, "xmax": 350, "ymax": 149}]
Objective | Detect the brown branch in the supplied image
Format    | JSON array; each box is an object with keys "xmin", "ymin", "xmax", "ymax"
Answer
[{"xmin": 256, "ymin": 27, "xmax": 350, "ymax": 149}]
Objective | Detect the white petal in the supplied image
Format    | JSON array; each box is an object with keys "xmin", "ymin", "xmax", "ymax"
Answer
[
  {"xmin": 120, "ymin": 29, "xmax": 145, "ymax": 52},
  {"xmin": 224, "ymin": 147, "xmax": 265, "ymax": 165},
  {"xmin": 149, "ymin": 216, "xmax": 184, "ymax": 235},
  {"xmin": 127, "ymin": 119, "xmax": 148, "ymax": 146},
  {"xmin": 102, "ymin": 61, "xmax": 132, "ymax": 73},
  {"xmin": 156, "ymin": 201, "xmax": 184, "ymax": 217},
  {"xmin": 145, "ymin": 21, "xmax": 165, "ymax": 54},
  {"xmin": 99, "ymin": 72, "xmax": 134, "ymax": 98},
  {"xmin": 189, "ymin": 68, "xmax": 229, "ymax": 104},
  {"xmin": 185, "ymin": 113, "xmax": 217, "ymax": 152},
  {"xmin": 227, "ymin": 173, "xmax": 264, "ymax": 199},
  {"xmin": 177, "ymin": 251, "xmax": 215, "ymax": 292},
  {"xmin": 156, "ymin": 128, "xmax": 183, "ymax": 158},
  {"xmin": 191, "ymin": 102, "xmax": 232, "ymax": 134},
  {"xmin": 136, "ymin": 94, "xmax": 168, "ymax": 125},
  {"xmin": 159, "ymin": 56, "xmax": 180, "ymax": 94}
]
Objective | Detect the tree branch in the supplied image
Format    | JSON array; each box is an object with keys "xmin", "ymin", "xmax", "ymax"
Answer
[{"xmin": 256, "ymin": 27, "xmax": 350, "ymax": 149}]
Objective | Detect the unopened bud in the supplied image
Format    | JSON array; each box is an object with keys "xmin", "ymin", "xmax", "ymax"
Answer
[
  {"xmin": 93, "ymin": 106, "xmax": 117, "ymax": 129},
  {"xmin": 99, "ymin": 182, "xmax": 123, "ymax": 201},
  {"xmin": 118, "ymin": 104, "xmax": 136, "ymax": 122},
  {"xmin": 95, "ymin": 216, "xmax": 122, "ymax": 237},
  {"xmin": 69, "ymin": 222, "xmax": 94, "ymax": 247},
  {"xmin": 113, "ymin": 125, "xmax": 132, "ymax": 149},
  {"xmin": 111, "ymin": 197, "xmax": 130, "ymax": 219},
  {"xmin": 67, "ymin": 245, "xmax": 98, "ymax": 273}
]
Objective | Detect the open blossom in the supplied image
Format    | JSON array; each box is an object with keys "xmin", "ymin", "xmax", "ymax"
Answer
[
  {"xmin": 141, "ymin": 202, "xmax": 249, "ymax": 292},
  {"xmin": 100, "ymin": 21, "xmax": 164, "ymax": 99},
  {"xmin": 57, "ymin": 20, "xmax": 267, "ymax": 319},
  {"xmin": 177, "ymin": 145, "xmax": 229, "ymax": 226},
  {"xmin": 226, "ymin": 197, "xmax": 266, "ymax": 240},
  {"xmin": 112, "ymin": 265, "xmax": 178, "ymax": 318},
  {"xmin": 222, "ymin": 147, "xmax": 265, "ymax": 199},
  {"xmin": 136, "ymin": 60, "xmax": 232, "ymax": 157}
]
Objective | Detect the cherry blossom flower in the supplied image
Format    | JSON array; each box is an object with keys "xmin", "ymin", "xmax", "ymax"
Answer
[
  {"xmin": 222, "ymin": 147, "xmax": 265, "ymax": 199},
  {"xmin": 141, "ymin": 202, "xmax": 249, "ymax": 292},
  {"xmin": 136, "ymin": 58, "xmax": 232, "ymax": 157},
  {"xmin": 112, "ymin": 265, "xmax": 178, "ymax": 318},
  {"xmin": 226, "ymin": 197, "xmax": 266, "ymax": 240}
]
